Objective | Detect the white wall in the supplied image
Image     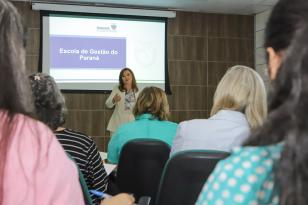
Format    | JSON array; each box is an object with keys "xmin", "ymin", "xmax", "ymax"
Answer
[{"xmin": 255, "ymin": 9, "xmax": 271, "ymax": 89}]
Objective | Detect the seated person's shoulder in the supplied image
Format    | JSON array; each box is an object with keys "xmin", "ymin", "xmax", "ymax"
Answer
[
  {"xmin": 155, "ymin": 120, "xmax": 178, "ymax": 133},
  {"xmin": 175, "ymin": 119, "xmax": 208, "ymax": 133},
  {"xmin": 14, "ymin": 113, "xmax": 54, "ymax": 137},
  {"xmin": 164, "ymin": 120, "xmax": 178, "ymax": 127},
  {"xmin": 6, "ymin": 113, "xmax": 59, "ymax": 155},
  {"xmin": 56, "ymin": 129, "xmax": 95, "ymax": 149},
  {"xmin": 231, "ymin": 144, "xmax": 283, "ymax": 161},
  {"xmin": 198, "ymin": 145, "xmax": 282, "ymax": 205},
  {"xmin": 116, "ymin": 121, "xmax": 136, "ymax": 133},
  {"xmin": 65, "ymin": 128, "xmax": 90, "ymax": 138},
  {"xmin": 214, "ymin": 144, "xmax": 283, "ymax": 179},
  {"xmin": 58, "ymin": 128, "xmax": 94, "ymax": 142},
  {"xmin": 179, "ymin": 118, "xmax": 209, "ymax": 128}
]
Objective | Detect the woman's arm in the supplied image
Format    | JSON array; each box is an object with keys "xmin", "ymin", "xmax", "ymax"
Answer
[
  {"xmin": 107, "ymin": 130, "xmax": 121, "ymax": 164},
  {"xmin": 86, "ymin": 140, "xmax": 109, "ymax": 205},
  {"xmin": 106, "ymin": 87, "xmax": 119, "ymax": 108}
]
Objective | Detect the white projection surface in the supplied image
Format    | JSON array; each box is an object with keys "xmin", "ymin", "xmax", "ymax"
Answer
[{"xmin": 42, "ymin": 14, "xmax": 167, "ymax": 91}]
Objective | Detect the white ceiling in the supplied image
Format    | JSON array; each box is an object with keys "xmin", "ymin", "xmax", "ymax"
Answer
[{"xmin": 28, "ymin": 0, "xmax": 278, "ymax": 15}]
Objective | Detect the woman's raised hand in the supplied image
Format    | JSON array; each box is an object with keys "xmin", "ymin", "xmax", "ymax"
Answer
[{"xmin": 112, "ymin": 94, "xmax": 121, "ymax": 104}]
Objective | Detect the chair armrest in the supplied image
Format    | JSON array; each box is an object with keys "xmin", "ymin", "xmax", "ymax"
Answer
[{"xmin": 137, "ymin": 196, "xmax": 151, "ymax": 205}]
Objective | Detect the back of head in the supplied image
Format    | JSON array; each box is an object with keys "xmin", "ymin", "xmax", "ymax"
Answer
[
  {"xmin": 29, "ymin": 73, "xmax": 67, "ymax": 130},
  {"xmin": 211, "ymin": 65, "xmax": 267, "ymax": 129},
  {"xmin": 133, "ymin": 87, "xmax": 169, "ymax": 121},
  {"xmin": 265, "ymin": 0, "xmax": 308, "ymax": 52},
  {"xmin": 0, "ymin": 1, "xmax": 35, "ymax": 203},
  {"xmin": 0, "ymin": 0, "xmax": 33, "ymax": 115},
  {"xmin": 247, "ymin": 25, "xmax": 308, "ymax": 205}
]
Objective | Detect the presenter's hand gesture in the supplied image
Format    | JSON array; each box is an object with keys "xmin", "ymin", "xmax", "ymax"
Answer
[
  {"xmin": 100, "ymin": 193, "xmax": 135, "ymax": 205},
  {"xmin": 112, "ymin": 94, "xmax": 121, "ymax": 104}
]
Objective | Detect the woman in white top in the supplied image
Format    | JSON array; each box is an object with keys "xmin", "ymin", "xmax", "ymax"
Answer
[
  {"xmin": 106, "ymin": 68, "xmax": 139, "ymax": 135},
  {"xmin": 170, "ymin": 65, "xmax": 267, "ymax": 155}
]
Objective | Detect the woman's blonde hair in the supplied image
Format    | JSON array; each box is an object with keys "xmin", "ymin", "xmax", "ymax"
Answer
[
  {"xmin": 210, "ymin": 65, "xmax": 267, "ymax": 129},
  {"xmin": 133, "ymin": 87, "xmax": 170, "ymax": 121}
]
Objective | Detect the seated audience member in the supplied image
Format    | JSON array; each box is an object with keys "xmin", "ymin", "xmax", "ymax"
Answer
[
  {"xmin": 170, "ymin": 65, "xmax": 267, "ymax": 155},
  {"xmin": 0, "ymin": 1, "xmax": 134, "ymax": 204},
  {"xmin": 0, "ymin": 0, "xmax": 85, "ymax": 204},
  {"xmin": 196, "ymin": 0, "xmax": 308, "ymax": 204},
  {"xmin": 107, "ymin": 86, "xmax": 178, "ymax": 164},
  {"xmin": 29, "ymin": 73, "xmax": 109, "ymax": 205}
]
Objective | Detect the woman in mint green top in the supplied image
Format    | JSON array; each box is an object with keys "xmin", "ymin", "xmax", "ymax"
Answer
[
  {"xmin": 197, "ymin": 0, "xmax": 308, "ymax": 204},
  {"xmin": 107, "ymin": 87, "xmax": 177, "ymax": 164}
]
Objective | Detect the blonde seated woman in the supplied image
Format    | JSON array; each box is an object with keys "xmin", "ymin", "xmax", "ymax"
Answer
[
  {"xmin": 107, "ymin": 87, "xmax": 178, "ymax": 164},
  {"xmin": 170, "ymin": 65, "xmax": 267, "ymax": 155}
]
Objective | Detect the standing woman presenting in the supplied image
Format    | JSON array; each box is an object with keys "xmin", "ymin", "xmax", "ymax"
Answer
[{"xmin": 106, "ymin": 68, "xmax": 139, "ymax": 135}]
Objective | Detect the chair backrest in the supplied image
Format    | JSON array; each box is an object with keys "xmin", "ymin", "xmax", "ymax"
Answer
[
  {"xmin": 67, "ymin": 154, "xmax": 93, "ymax": 205},
  {"xmin": 155, "ymin": 150, "xmax": 229, "ymax": 205},
  {"xmin": 116, "ymin": 138, "xmax": 171, "ymax": 204}
]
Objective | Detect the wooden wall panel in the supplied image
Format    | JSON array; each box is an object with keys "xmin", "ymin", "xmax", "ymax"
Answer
[
  {"xmin": 168, "ymin": 12, "xmax": 207, "ymax": 36},
  {"xmin": 25, "ymin": 28, "xmax": 40, "ymax": 55},
  {"xmin": 66, "ymin": 110, "xmax": 105, "ymax": 136},
  {"xmin": 13, "ymin": 2, "xmax": 254, "ymax": 151},
  {"xmin": 208, "ymin": 62, "xmax": 231, "ymax": 86},
  {"xmin": 64, "ymin": 93, "xmax": 107, "ymax": 110},
  {"xmin": 207, "ymin": 86, "xmax": 217, "ymax": 113},
  {"xmin": 208, "ymin": 14, "xmax": 254, "ymax": 38},
  {"xmin": 168, "ymin": 86, "xmax": 207, "ymax": 110},
  {"xmin": 170, "ymin": 111, "xmax": 208, "ymax": 123},
  {"xmin": 26, "ymin": 55, "xmax": 39, "ymax": 75},
  {"xmin": 168, "ymin": 36, "xmax": 207, "ymax": 61},
  {"xmin": 168, "ymin": 61, "xmax": 207, "ymax": 86},
  {"xmin": 208, "ymin": 38, "xmax": 253, "ymax": 62}
]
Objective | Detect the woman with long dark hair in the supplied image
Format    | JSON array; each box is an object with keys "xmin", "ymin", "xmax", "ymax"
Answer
[
  {"xmin": 196, "ymin": 0, "xmax": 308, "ymax": 204},
  {"xmin": 0, "ymin": 0, "xmax": 85, "ymax": 204},
  {"xmin": 0, "ymin": 1, "xmax": 135, "ymax": 204}
]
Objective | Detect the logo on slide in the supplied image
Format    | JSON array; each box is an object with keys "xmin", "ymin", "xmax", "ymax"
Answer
[
  {"xmin": 96, "ymin": 23, "xmax": 117, "ymax": 32},
  {"xmin": 111, "ymin": 24, "xmax": 117, "ymax": 30}
]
